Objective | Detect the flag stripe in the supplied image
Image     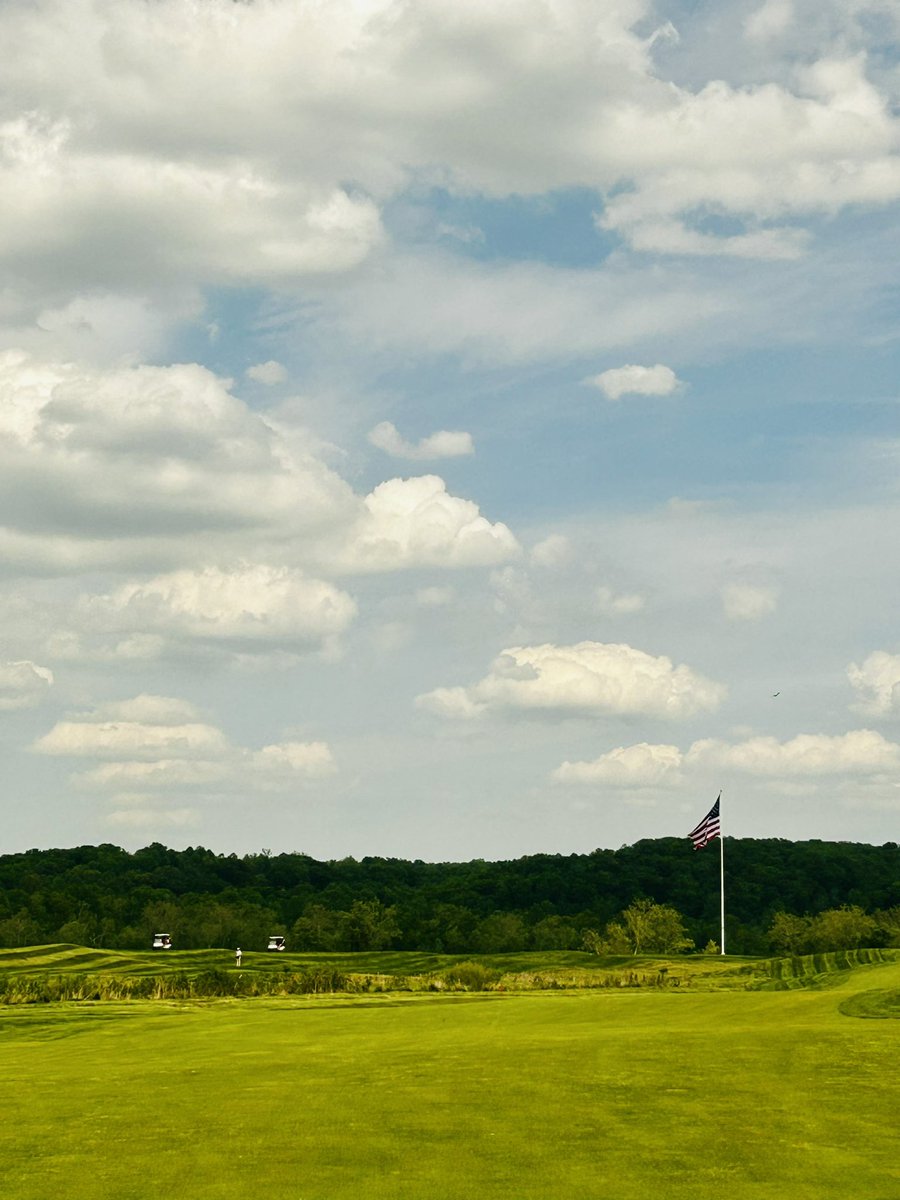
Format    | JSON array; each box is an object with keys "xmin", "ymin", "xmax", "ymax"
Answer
[{"xmin": 688, "ymin": 794, "xmax": 720, "ymax": 850}]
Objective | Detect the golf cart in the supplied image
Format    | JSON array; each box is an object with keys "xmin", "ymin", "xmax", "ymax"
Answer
[
  {"xmin": 266, "ymin": 935, "xmax": 286, "ymax": 952},
  {"xmin": 152, "ymin": 933, "xmax": 172, "ymax": 950}
]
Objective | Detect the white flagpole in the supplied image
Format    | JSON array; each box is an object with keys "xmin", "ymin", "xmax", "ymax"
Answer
[{"xmin": 719, "ymin": 794, "xmax": 726, "ymax": 955}]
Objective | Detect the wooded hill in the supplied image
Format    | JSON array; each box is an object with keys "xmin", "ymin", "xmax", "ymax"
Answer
[{"xmin": 1, "ymin": 838, "xmax": 898, "ymax": 954}]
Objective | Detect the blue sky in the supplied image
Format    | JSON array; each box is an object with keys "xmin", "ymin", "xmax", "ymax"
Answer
[{"xmin": 1, "ymin": 0, "xmax": 899, "ymax": 859}]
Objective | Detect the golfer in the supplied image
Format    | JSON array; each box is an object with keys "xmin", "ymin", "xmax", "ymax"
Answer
[{"xmin": 235, "ymin": 946, "xmax": 242, "ymax": 967}]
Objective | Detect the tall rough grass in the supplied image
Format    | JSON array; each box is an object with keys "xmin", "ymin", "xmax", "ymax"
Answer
[{"xmin": 0, "ymin": 967, "xmax": 355, "ymax": 1004}]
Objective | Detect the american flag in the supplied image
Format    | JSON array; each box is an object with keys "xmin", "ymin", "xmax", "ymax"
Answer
[{"xmin": 688, "ymin": 794, "xmax": 721, "ymax": 850}]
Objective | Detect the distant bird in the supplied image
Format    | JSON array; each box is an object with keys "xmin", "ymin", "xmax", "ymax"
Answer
[{"xmin": 772, "ymin": 692, "xmax": 780, "ymax": 697}]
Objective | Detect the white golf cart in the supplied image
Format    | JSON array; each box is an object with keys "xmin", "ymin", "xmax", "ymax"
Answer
[
  {"xmin": 152, "ymin": 933, "xmax": 173, "ymax": 950},
  {"xmin": 266, "ymin": 935, "xmax": 286, "ymax": 951}
]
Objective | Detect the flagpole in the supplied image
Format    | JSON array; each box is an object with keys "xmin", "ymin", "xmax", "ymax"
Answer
[{"xmin": 719, "ymin": 818, "xmax": 726, "ymax": 956}]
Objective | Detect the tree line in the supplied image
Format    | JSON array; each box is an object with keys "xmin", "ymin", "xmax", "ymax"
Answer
[{"xmin": 0, "ymin": 837, "xmax": 897, "ymax": 954}]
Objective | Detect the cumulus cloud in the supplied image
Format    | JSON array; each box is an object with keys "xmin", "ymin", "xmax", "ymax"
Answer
[
  {"xmin": 334, "ymin": 475, "xmax": 519, "ymax": 572},
  {"xmin": 594, "ymin": 56, "xmax": 900, "ymax": 255},
  {"xmin": 34, "ymin": 712, "xmax": 229, "ymax": 762},
  {"xmin": 251, "ymin": 741, "xmax": 335, "ymax": 789},
  {"xmin": 0, "ymin": 0, "xmax": 895, "ymax": 341},
  {"xmin": 0, "ymin": 659, "xmax": 53, "ymax": 711},
  {"xmin": 687, "ymin": 730, "xmax": 900, "ymax": 776},
  {"xmin": 553, "ymin": 742, "xmax": 682, "ymax": 786},
  {"xmin": 0, "ymin": 351, "xmax": 354, "ymax": 570},
  {"xmin": 0, "ymin": 351, "xmax": 515, "ymax": 578},
  {"xmin": 586, "ymin": 364, "xmax": 681, "ymax": 400},
  {"xmin": 0, "ymin": 109, "xmax": 383, "ymax": 302},
  {"xmin": 33, "ymin": 695, "xmax": 336, "ymax": 811},
  {"xmin": 246, "ymin": 360, "xmax": 288, "ymax": 386},
  {"xmin": 721, "ymin": 583, "xmax": 779, "ymax": 621},
  {"xmin": 847, "ymin": 651, "xmax": 900, "ymax": 717},
  {"xmin": 554, "ymin": 729, "xmax": 900, "ymax": 787},
  {"xmin": 417, "ymin": 641, "xmax": 726, "ymax": 721},
  {"xmin": 75, "ymin": 565, "xmax": 357, "ymax": 655},
  {"xmin": 368, "ymin": 421, "xmax": 474, "ymax": 461}
]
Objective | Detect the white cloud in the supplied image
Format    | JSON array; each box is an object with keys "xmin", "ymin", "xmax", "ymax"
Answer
[
  {"xmin": 0, "ymin": 351, "xmax": 355, "ymax": 570},
  {"xmin": 586, "ymin": 364, "xmax": 681, "ymax": 400},
  {"xmin": 0, "ymin": 659, "xmax": 53, "ymax": 711},
  {"xmin": 34, "ymin": 717, "xmax": 229, "ymax": 762},
  {"xmin": 32, "ymin": 695, "xmax": 336, "ymax": 808},
  {"xmin": 554, "ymin": 729, "xmax": 900, "ymax": 789},
  {"xmin": 848, "ymin": 651, "xmax": 900, "ymax": 717},
  {"xmin": 744, "ymin": 0, "xmax": 795, "ymax": 43},
  {"xmin": 368, "ymin": 421, "xmax": 474, "ymax": 461},
  {"xmin": 619, "ymin": 221, "xmax": 810, "ymax": 261},
  {"xmin": 415, "ymin": 686, "xmax": 487, "ymax": 720},
  {"xmin": 687, "ymin": 730, "xmax": 900, "ymax": 776},
  {"xmin": 335, "ymin": 475, "xmax": 519, "ymax": 572},
  {"xmin": 0, "ymin": 109, "xmax": 383, "ymax": 300},
  {"xmin": 530, "ymin": 535, "xmax": 572, "ymax": 568},
  {"xmin": 417, "ymin": 641, "xmax": 726, "ymax": 721},
  {"xmin": 596, "ymin": 586, "xmax": 645, "ymax": 616},
  {"xmin": 246, "ymin": 360, "xmax": 288, "ymax": 385},
  {"xmin": 0, "ymin": 0, "xmax": 896, "ymax": 338},
  {"xmin": 0, "ymin": 351, "xmax": 516, "ymax": 578},
  {"xmin": 553, "ymin": 742, "xmax": 683, "ymax": 786},
  {"xmin": 721, "ymin": 583, "xmax": 779, "ymax": 621},
  {"xmin": 594, "ymin": 57, "xmax": 900, "ymax": 255},
  {"xmin": 252, "ymin": 741, "xmax": 336, "ymax": 785},
  {"xmin": 77, "ymin": 565, "xmax": 357, "ymax": 654}
]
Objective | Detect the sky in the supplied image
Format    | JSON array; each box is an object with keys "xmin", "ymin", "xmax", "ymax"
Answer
[{"xmin": 1, "ymin": 0, "xmax": 900, "ymax": 861}]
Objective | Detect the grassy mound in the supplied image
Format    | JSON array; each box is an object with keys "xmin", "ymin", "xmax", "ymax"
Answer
[{"xmin": 838, "ymin": 988, "xmax": 900, "ymax": 1019}]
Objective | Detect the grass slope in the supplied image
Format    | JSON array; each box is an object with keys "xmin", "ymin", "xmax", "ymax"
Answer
[
  {"xmin": 1, "ymin": 955, "xmax": 899, "ymax": 1199},
  {"xmin": 0, "ymin": 944, "xmax": 896, "ymax": 992}
]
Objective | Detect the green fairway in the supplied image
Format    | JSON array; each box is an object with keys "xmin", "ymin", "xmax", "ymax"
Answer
[{"xmin": 2, "ymin": 957, "xmax": 898, "ymax": 1200}]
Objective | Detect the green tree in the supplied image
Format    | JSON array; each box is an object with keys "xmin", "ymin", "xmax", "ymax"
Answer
[
  {"xmin": 58, "ymin": 908, "xmax": 99, "ymax": 947},
  {"xmin": 582, "ymin": 922, "xmax": 631, "ymax": 955},
  {"xmin": 874, "ymin": 906, "xmax": 900, "ymax": 947},
  {"xmin": 531, "ymin": 915, "xmax": 579, "ymax": 950},
  {"xmin": 474, "ymin": 912, "xmax": 530, "ymax": 953},
  {"xmin": 767, "ymin": 911, "xmax": 813, "ymax": 956},
  {"xmin": 0, "ymin": 908, "xmax": 42, "ymax": 947},
  {"xmin": 343, "ymin": 900, "xmax": 401, "ymax": 951},
  {"xmin": 810, "ymin": 905, "xmax": 876, "ymax": 951},
  {"xmin": 291, "ymin": 904, "xmax": 346, "ymax": 951},
  {"xmin": 620, "ymin": 899, "xmax": 693, "ymax": 954}
]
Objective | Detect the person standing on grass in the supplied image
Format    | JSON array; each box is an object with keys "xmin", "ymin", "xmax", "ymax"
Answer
[{"xmin": 235, "ymin": 947, "xmax": 242, "ymax": 968}]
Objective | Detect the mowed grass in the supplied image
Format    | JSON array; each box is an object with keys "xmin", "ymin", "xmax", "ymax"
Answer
[
  {"xmin": 0, "ymin": 942, "xmax": 863, "ymax": 985},
  {"xmin": 1, "ymin": 957, "xmax": 899, "ymax": 1199}
]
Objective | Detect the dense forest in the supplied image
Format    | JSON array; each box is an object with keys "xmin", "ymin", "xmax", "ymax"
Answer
[{"xmin": 0, "ymin": 838, "xmax": 898, "ymax": 955}]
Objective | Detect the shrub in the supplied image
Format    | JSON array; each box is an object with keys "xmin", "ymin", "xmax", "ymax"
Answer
[{"xmin": 440, "ymin": 961, "xmax": 500, "ymax": 991}]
